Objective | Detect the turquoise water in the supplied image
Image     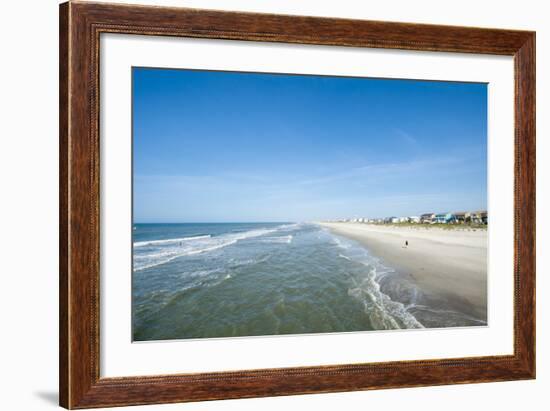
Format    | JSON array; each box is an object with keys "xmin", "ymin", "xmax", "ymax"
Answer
[{"xmin": 132, "ymin": 223, "xmax": 483, "ymax": 341}]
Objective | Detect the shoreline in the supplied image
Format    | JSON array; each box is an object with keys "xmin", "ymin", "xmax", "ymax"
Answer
[{"xmin": 318, "ymin": 222, "xmax": 488, "ymax": 321}]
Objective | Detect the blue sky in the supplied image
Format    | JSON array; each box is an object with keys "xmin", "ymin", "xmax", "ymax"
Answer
[{"xmin": 133, "ymin": 67, "xmax": 487, "ymax": 223}]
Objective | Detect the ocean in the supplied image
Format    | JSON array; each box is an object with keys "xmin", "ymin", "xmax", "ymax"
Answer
[{"xmin": 132, "ymin": 222, "xmax": 484, "ymax": 341}]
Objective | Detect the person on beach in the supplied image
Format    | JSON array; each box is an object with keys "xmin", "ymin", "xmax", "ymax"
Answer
[{"xmin": 405, "ymin": 240, "xmax": 408, "ymax": 248}]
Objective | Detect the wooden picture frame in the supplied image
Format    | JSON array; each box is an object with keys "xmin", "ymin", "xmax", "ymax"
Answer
[{"xmin": 59, "ymin": 1, "xmax": 535, "ymax": 408}]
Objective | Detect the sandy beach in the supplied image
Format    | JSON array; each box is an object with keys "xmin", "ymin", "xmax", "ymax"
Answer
[{"xmin": 318, "ymin": 222, "xmax": 487, "ymax": 321}]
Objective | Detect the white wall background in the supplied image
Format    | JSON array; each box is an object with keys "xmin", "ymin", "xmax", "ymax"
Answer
[{"xmin": 0, "ymin": 0, "xmax": 546, "ymax": 410}]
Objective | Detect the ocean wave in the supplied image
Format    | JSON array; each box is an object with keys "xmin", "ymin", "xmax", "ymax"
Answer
[
  {"xmin": 332, "ymin": 237, "xmax": 351, "ymax": 249},
  {"xmin": 133, "ymin": 226, "xmax": 283, "ymax": 272},
  {"xmin": 134, "ymin": 235, "xmax": 211, "ymax": 248},
  {"xmin": 258, "ymin": 235, "xmax": 293, "ymax": 244},
  {"xmin": 276, "ymin": 223, "xmax": 301, "ymax": 231},
  {"xmin": 228, "ymin": 255, "xmax": 271, "ymax": 269},
  {"xmin": 186, "ymin": 268, "xmax": 227, "ymax": 278},
  {"xmin": 332, "ymin": 234, "xmax": 424, "ymax": 330},
  {"xmin": 348, "ymin": 267, "xmax": 424, "ymax": 330}
]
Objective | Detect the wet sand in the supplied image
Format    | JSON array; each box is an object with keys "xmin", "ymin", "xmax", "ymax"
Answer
[{"xmin": 318, "ymin": 222, "xmax": 488, "ymax": 320}]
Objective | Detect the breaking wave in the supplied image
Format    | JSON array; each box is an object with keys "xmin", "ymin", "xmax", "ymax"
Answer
[
  {"xmin": 332, "ymin": 234, "xmax": 424, "ymax": 330},
  {"xmin": 134, "ymin": 225, "xmax": 292, "ymax": 272}
]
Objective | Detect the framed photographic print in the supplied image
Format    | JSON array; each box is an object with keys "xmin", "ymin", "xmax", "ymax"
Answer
[{"xmin": 59, "ymin": 1, "xmax": 535, "ymax": 408}]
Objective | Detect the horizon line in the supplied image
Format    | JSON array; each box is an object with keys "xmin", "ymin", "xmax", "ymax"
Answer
[{"xmin": 133, "ymin": 221, "xmax": 299, "ymax": 224}]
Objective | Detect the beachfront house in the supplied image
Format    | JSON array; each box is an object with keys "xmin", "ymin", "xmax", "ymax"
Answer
[
  {"xmin": 398, "ymin": 217, "xmax": 409, "ymax": 223},
  {"xmin": 384, "ymin": 216, "xmax": 398, "ymax": 224},
  {"xmin": 409, "ymin": 216, "xmax": 421, "ymax": 223},
  {"xmin": 468, "ymin": 211, "xmax": 487, "ymax": 224},
  {"xmin": 433, "ymin": 213, "xmax": 446, "ymax": 223},
  {"xmin": 481, "ymin": 211, "xmax": 488, "ymax": 224},
  {"xmin": 433, "ymin": 212, "xmax": 457, "ymax": 224},
  {"xmin": 453, "ymin": 212, "xmax": 469, "ymax": 223},
  {"xmin": 420, "ymin": 213, "xmax": 435, "ymax": 223}
]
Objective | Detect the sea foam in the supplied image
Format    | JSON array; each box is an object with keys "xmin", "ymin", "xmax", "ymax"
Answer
[
  {"xmin": 134, "ymin": 235, "xmax": 211, "ymax": 248},
  {"xmin": 133, "ymin": 226, "xmax": 285, "ymax": 272},
  {"xmin": 332, "ymin": 234, "xmax": 424, "ymax": 330}
]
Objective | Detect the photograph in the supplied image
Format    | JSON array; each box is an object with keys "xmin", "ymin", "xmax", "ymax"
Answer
[
  {"xmin": 131, "ymin": 67, "xmax": 488, "ymax": 342},
  {"xmin": 1, "ymin": 0, "xmax": 542, "ymax": 409}
]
